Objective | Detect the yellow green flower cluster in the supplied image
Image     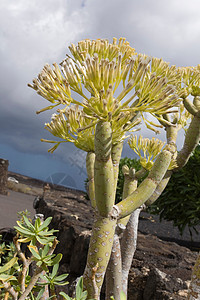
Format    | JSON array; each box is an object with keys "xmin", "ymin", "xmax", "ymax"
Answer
[
  {"xmin": 128, "ymin": 135, "xmax": 165, "ymax": 170},
  {"xmin": 28, "ymin": 38, "xmax": 200, "ymax": 152}
]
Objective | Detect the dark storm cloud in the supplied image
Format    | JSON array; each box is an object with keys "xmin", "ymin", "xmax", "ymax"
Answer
[{"xmin": 0, "ymin": 0, "xmax": 200, "ymax": 174}]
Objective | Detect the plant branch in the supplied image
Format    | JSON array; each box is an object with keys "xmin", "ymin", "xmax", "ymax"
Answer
[
  {"xmin": 176, "ymin": 112, "xmax": 200, "ymax": 168},
  {"xmin": 116, "ymin": 147, "xmax": 173, "ymax": 219},
  {"xmin": 106, "ymin": 234, "xmax": 122, "ymax": 300},
  {"xmin": 2, "ymin": 282, "xmax": 18, "ymax": 300},
  {"xmin": 13, "ymin": 235, "xmax": 32, "ymax": 293},
  {"xmin": 18, "ymin": 266, "xmax": 43, "ymax": 300},
  {"xmin": 86, "ymin": 152, "xmax": 96, "ymax": 209},
  {"xmin": 121, "ymin": 207, "xmax": 143, "ymax": 296}
]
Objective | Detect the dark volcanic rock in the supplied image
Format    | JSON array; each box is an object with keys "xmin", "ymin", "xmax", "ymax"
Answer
[
  {"xmin": 143, "ymin": 267, "xmax": 187, "ymax": 300},
  {"xmin": 35, "ymin": 188, "xmax": 198, "ymax": 299},
  {"xmin": 36, "ymin": 189, "xmax": 93, "ymax": 276},
  {"xmin": 0, "ymin": 159, "xmax": 9, "ymax": 195}
]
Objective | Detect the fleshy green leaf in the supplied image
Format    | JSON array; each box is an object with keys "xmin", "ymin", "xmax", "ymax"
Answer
[
  {"xmin": 51, "ymin": 263, "xmax": 59, "ymax": 278},
  {"xmin": 36, "ymin": 236, "xmax": 50, "ymax": 245},
  {"xmin": 14, "ymin": 226, "xmax": 35, "ymax": 236},
  {"xmin": 34, "ymin": 217, "xmax": 41, "ymax": 231},
  {"xmin": 42, "ymin": 244, "xmax": 50, "ymax": 257},
  {"xmin": 18, "ymin": 237, "xmax": 32, "ymax": 243},
  {"xmin": 59, "ymin": 292, "xmax": 72, "ymax": 300},
  {"xmin": 48, "ymin": 253, "xmax": 62, "ymax": 266},
  {"xmin": 39, "ymin": 217, "xmax": 52, "ymax": 231},
  {"xmin": 23, "ymin": 215, "xmax": 35, "ymax": 231},
  {"xmin": 54, "ymin": 273, "xmax": 68, "ymax": 282},
  {"xmin": 28, "ymin": 246, "xmax": 41, "ymax": 260},
  {"xmin": 76, "ymin": 277, "xmax": 87, "ymax": 300},
  {"xmin": 0, "ymin": 274, "xmax": 16, "ymax": 282},
  {"xmin": 0, "ymin": 257, "xmax": 18, "ymax": 274}
]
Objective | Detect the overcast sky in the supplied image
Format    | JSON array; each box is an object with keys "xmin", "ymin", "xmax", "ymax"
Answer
[{"xmin": 0, "ymin": 0, "xmax": 200, "ymax": 190}]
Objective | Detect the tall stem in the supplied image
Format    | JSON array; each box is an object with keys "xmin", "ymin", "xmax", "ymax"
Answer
[
  {"xmin": 116, "ymin": 148, "xmax": 173, "ymax": 219},
  {"xmin": 94, "ymin": 121, "xmax": 115, "ymax": 216},
  {"xmin": 86, "ymin": 152, "xmax": 96, "ymax": 209},
  {"xmin": 112, "ymin": 142, "xmax": 123, "ymax": 193},
  {"xmin": 145, "ymin": 170, "xmax": 172, "ymax": 206},
  {"xmin": 120, "ymin": 167, "xmax": 139, "ymax": 298},
  {"xmin": 106, "ymin": 166, "xmax": 138, "ymax": 300},
  {"xmin": 177, "ymin": 112, "xmax": 200, "ymax": 168},
  {"xmin": 105, "ymin": 233, "xmax": 122, "ymax": 300},
  {"xmin": 121, "ymin": 208, "xmax": 142, "ymax": 296},
  {"xmin": 83, "ymin": 215, "xmax": 117, "ymax": 299},
  {"xmin": 83, "ymin": 121, "xmax": 117, "ymax": 299}
]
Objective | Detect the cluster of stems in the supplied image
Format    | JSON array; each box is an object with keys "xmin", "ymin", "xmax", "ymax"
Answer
[
  {"xmin": 83, "ymin": 97, "xmax": 200, "ymax": 300},
  {"xmin": 28, "ymin": 38, "xmax": 200, "ymax": 299}
]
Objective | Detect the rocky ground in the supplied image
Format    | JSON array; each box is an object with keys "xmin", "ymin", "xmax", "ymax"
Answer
[{"xmin": 2, "ymin": 171, "xmax": 200, "ymax": 299}]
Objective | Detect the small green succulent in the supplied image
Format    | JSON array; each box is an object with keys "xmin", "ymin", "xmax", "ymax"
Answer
[{"xmin": 14, "ymin": 215, "xmax": 58, "ymax": 245}]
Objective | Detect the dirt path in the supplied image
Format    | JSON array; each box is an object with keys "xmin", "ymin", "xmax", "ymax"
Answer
[{"xmin": 0, "ymin": 190, "xmax": 36, "ymax": 228}]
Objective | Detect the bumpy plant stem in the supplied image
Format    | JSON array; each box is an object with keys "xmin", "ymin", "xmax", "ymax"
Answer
[
  {"xmin": 116, "ymin": 147, "xmax": 173, "ymax": 219},
  {"xmin": 106, "ymin": 166, "xmax": 139, "ymax": 300},
  {"xmin": 145, "ymin": 170, "xmax": 172, "ymax": 206},
  {"xmin": 86, "ymin": 151, "xmax": 96, "ymax": 208},
  {"xmin": 83, "ymin": 121, "xmax": 117, "ymax": 299},
  {"xmin": 177, "ymin": 111, "xmax": 200, "ymax": 168},
  {"xmin": 105, "ymin": 233, "xmax": 122, "ymax": 300},
  {"xmin": 146, "ymin": 121, "xmax": 178, "ymax": 206},
  {"xmin": 111, "ymin": 142, "xmax": 123, "ymax": 193},
  {"xmin": 83, "ymin": 214, "xmax": 117, "ymax": 299},
  {"xmin": 120, "ymin": 167, "xmax": 139, "ymax": 297},
  {"xmin": 177, "ymin": 97, "xmax": 200, "ymax": 168},
  {"xmin": 94, "ymin": 121, "xmax": 115, "ymax": 216},
  {"xmin": 121, "ymin": 208, "xmax": 143, "ymax": 296}
]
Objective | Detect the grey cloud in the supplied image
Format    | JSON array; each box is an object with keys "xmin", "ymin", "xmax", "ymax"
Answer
[{"xmin": 0, "ymin": 0, "xmax": 200, "ymax": 173}]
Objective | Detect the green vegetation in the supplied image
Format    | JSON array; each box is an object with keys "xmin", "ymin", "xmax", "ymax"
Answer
[
  {"xmin": 0, "ymin": 213, "xmax": 88, "ymax": 300},
  {"xmin": 149, "ymin": 144, "xmax": 200, "ymax": 235},
  {"xmin": 116, "ymin": 157, "xmax": 142, "ymax": 204}
]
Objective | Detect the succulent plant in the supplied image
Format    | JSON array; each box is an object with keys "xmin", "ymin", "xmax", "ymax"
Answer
[{"xmin": 28, "ymin": 38, "xmax": 200, "ymax": 299}]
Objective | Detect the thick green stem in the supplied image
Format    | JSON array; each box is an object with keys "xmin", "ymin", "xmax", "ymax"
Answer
[
  {"xmin": 105, "ymin": 234, "xmax": 122, "ymax": 300},
  {"xmin": 145, "ymin": 170, "xmax": 172, "ymax": 206},
  {"xmin": 94, "ymin": 121, "xmax": 115, "ymax": 216},
  {"xmin": 120, "ymin": 168, "xmax": 139, "ymax": 298},
  {"xmin": 166, "ymin": 125, "xmax": 178, "ymax": 145},
  {"xmin": 145, "ymin": 123, "xmax": 177, "ymax": 206},
  {"xmin": 193, "ymin": 96, "xmax": 200, "ymax": 110},
  {"xmin": 177, "ymin": 112, "xmax": 200, "ymax": 168},
  {"xmin": 121, "ymin": 208, "xmax": 142, "ymax": 296},
  {"xmin": 118, "ymin": 167, "xmax": 138, "ymax": 229},
  {"xmin": 183, "ymin": 97, "xmax": 198, "ymax": 116},
  {"xmin": 112, "ymin": 142, "xmax": 123, "ymax": 193},
  {"xmin": 116, "ymin": 148, "xmax": 173, "ymax": 219},
  {"xmin": 83, "ymin": 214, "xmax": 117, "ymax": 299},
  {"xmin": 86, "ymin": 152, "xmax": 96, "ymax": 209},
  {"xmin": 106, "ymin": 166, "xmax": 138, "ymax": 300}
]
